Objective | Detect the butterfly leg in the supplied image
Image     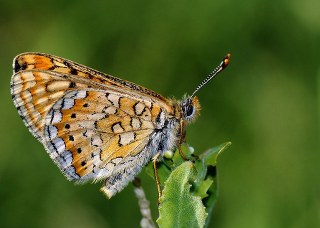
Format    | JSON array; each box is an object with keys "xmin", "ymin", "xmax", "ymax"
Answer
[
  {"xmin": 152, "ymin": 152, "xmax": 162, "ymax": 204},
  {"xmin": 100, "ymin": 151, "xmax": 151, "ymax": 198},
  {"xmin": 178, "ymin": 119, "xmax": 188, "ymax": 160}
]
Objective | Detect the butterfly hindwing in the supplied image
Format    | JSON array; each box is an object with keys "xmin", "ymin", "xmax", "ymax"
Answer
[{"xmin": 40, "ymin": 89, "xmax": 161, "ymax": 197}]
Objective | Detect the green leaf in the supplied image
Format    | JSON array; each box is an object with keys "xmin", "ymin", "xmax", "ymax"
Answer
[
  {"xmin": 144, "ymin": 145, "xmax": 195, "ymax": 187},
  {"xmin": 193, "ymin": 142, "xmax": 231, "ymax": 200},
  {"xmin": 157, "ymin": 161, "xmax": 207, "ymax": 228},
  {"xmin": 199, "ymin": 142, "xmax": 231, "ymax": 227},
  {"xmin": 194, "ymin": 177, "xmax": 214, "ymax": 199},
  {"xmin": 200, "ymin": 142, "xmax": 231, "ymax": 166},
  {"xmin": 142, "ymin": 142, "xmax": 231, "ymax": 227}
]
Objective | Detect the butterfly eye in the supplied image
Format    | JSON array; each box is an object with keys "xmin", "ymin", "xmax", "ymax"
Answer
[
  {"xmin": 181, "ymin": 97, "xmax": 200, "ymax": 123},
  {"xmin": 186, "ymin": 105, "xmax": 194, "ymax": 117}
]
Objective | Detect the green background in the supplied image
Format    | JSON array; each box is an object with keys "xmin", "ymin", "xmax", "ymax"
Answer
[{"xmin": 1, "ymin": 0, "xmax": 319, "ymax": 227}]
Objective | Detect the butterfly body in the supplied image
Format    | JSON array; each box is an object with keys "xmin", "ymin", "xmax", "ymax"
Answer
[{"xmin": 11, "ymin": 53, "xmax": 204, "ymax": 197}]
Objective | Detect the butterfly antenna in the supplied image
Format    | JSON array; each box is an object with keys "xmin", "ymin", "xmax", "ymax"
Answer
[{"xmin": 191, "ymin": 53, "xmax": 231, "ymax": 98}]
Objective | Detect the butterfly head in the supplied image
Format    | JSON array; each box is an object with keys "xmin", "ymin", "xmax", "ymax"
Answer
[{"xmin": 180, "ymin": 96, "xmax": 201, "ymax": 123}]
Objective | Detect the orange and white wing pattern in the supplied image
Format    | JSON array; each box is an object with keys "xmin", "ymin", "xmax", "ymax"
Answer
[
  {"xmin": 43, "ymin": 89, "xmax": 169, "ymax": 197},
  {"xmin": 11, "ymin": 52, "xmax": 230, "ymax": 198},
  {"xmin": 10, "ymin": 52, "xmax": 183, "ymax": 198}
]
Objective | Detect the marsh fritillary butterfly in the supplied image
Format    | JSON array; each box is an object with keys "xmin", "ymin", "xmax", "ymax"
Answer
[{"xmin": 10, "ymin": 52, "xmax": 230, "ymax": 198}]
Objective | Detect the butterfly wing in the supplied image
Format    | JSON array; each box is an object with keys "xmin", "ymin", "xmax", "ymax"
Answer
[
  {"xmin": 11, "ymin": 52, "xmax": 175, "ymax": 138},
  {"xmin": 11, "ymin": 69, "xmax": 91, "ymax": 140},
  {"xmin": 11, "ymin": 53, "xmax": 177, "ymax": 197},
  {"xmin": 13, "ymin": 52, "xmax": 171, "ymax": 106},
  {"xmin": 43, "ymin": 89, "xmax": 158, "ymax": 197}
]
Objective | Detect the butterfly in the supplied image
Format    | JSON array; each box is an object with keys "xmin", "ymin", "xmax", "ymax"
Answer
[{"xmin": 10, "ymin": 52, "xmax": 230, "ymax": 198}]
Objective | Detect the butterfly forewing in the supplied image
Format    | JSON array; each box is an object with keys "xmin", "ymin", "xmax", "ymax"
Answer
[
  {"xmin": 11, "ymin": 53, "xmax": 180, "ymax": 198},
  {"xmin": 11, "ymin": 70, "xmax": 91, "ymax": 140}
]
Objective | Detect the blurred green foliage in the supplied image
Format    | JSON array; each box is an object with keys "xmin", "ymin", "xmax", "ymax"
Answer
[{"xmin": 0, "ymin": 0, "xmax": 319, "ymax": 227}]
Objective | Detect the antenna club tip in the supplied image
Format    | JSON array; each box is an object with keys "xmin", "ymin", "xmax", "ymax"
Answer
[
  {"xmin": 191, "ymin": 53, "xmax": 230, "ymax": 97},
  {"xmin": 223, "ymin": 53, "xmax": 231, "ymax": 68}
]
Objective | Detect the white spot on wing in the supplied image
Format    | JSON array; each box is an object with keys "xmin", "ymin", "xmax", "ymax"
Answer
[
  {"xmin": 107, "ymin": 94, "xmax": 120, "ymax": 107},
  {"xmin": 131, "ymin": 118, "xmax": 141, "ymax": 130},
  {"xmin": 64, "ymin": 90, "xmax": 87, "ymax": 99},
  {"xmin": 49, "ymin": 91, "xmax": 64, "ymax": 100},
  {"xmin": 47, "ymin": 81, "xmax": 70, "ymax": 92},
  {"xmin": 38, "ymin": 72, "xmax": 52, "ymax": 80},
  {"xmin": 91, "ymin": 135, "xmax": 102, "ymax": 147},
  {"xmin": 53, "ymin": 60, "xmax": 67, "ymax": 67},
  {"xmin": 90, "ymin": 113, "xmax": 106, "ymax": 120},
  {"xmin": 104, "ymin": 106, "xmax": 117, "ymax": 115},
  {"xmin": 75, "ymin": 90, "xmax": 87, "ymax": 99},
  {"xmin": 45, "ymin": 125, "xmax": 58, "ymax": 140},
  {"xmin": 112, "ymin": 123, "xmax": 123, "ymax": 133},
  {"xmin": 62, "ymin": 98, "xmax": 75, "ymax": 109},
  {"xmin": 22, "ymin": 71, "xmax": 35, "ymax": 81},
  {"xmin": 82, "ymin": 129, "xmax": 95, "ymax": 138},
  {"xmin": 49, "ymin": 137, "xmax": 66, "ymax": 154},
  {"xmin": 135, "ymin": 102, "xmax": 145, "ymax": 115},
  {"xmin": 119, "ymin": 132, "xmax": 135, "ymax": 146},
  {"xmin": 49, "ymin": 110, "xmax": 62, "ymax": 124}
]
